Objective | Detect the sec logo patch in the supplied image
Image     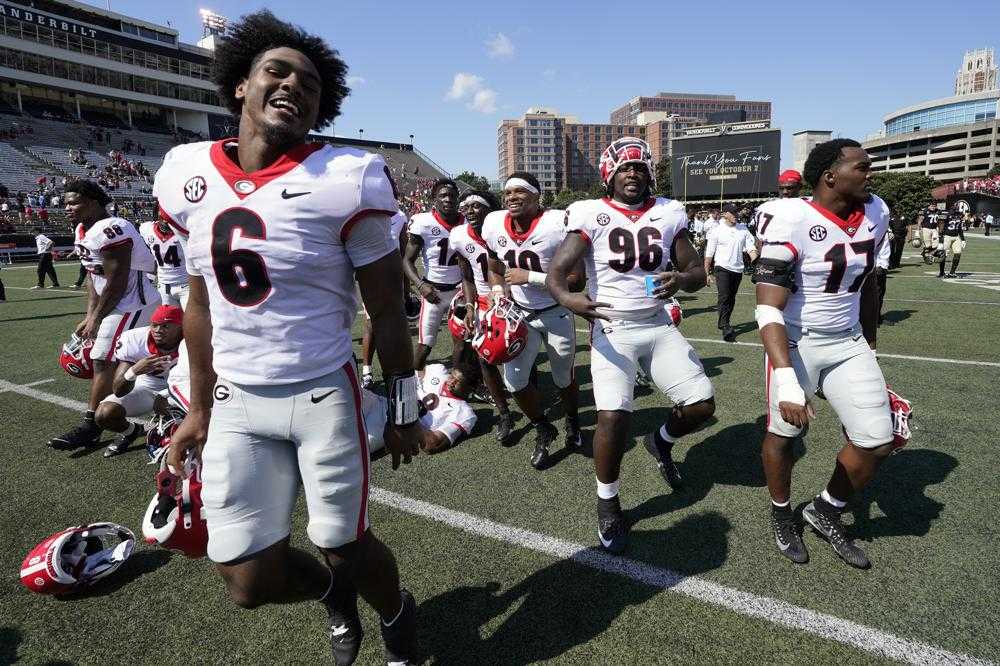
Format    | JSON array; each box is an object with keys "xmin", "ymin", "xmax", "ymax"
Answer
[
  {"xmin": 597, "ymin": 213, "xmax": 611, "ymax": 226},
  {"xmin": 184, "ymin": 176, "xmax": 206, "ymax": 203},
  {"xmin": 497, "ymin": 236, "xmax": 508, "ymax": 247},
  {"xmin": 431, "ymin": 227, "xmax": 441, "ymax": 236},
  {"xmin": 466, "ymin": 243, "xmax": 475, "ymax": 254},
  {"xmin": 809, "ymin": 225, "xmax": 827, "ymax": 242}
]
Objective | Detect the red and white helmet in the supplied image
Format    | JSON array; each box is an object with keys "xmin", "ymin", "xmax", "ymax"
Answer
[
  {"xmin": 599, "ymin": 137, "xmax": 656, "ymax": 190},
  {"xmin": 141, "ymin": 450, "xmax": 207, "ymax": 559},
  {"xmin": 20, "ymin": 522, "xmax": 135, "ymax": 595},
  {"xmin": 59, "ymin": 333, "xmax": 94, "ymax": 379},
  {"xmin": 666, "ymin": 298, "xmax": 683, "ymax": 327},
  {"xmin": 448, "ymin": 291, "xmax": 471, "ymax": 341},
  {"xmin": 472, "ymin": 298, "xmax": 528, "ymax": 365},
  {"xmin": 145, "ymin": 413, "xmax": 181, "ymax": 461},
  {"xmin": 887, "ymin": 386, "xmax": 913, "ymax": 453}
]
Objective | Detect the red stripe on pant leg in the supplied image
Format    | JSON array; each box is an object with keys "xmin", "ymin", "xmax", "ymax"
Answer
[
  {"xmin": 104, "ymin": 314, "xmax": 132, "ymax": 361},
  {"xmin": 343, "ymin": 362, "xmax": 370, "ymax": 540},
  {"xmin": 418, "ymin": 297, "xmax": 426, "ymax": 345}
]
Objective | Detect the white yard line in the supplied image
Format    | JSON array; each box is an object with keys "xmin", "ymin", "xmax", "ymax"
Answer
[
  {"xmin": 4, "ymin": 285, "xmax": 85, "ymax": 295},
  {"xmin": 5, "ymin": 377, "xmax": 992, "ymax": 666},
  {"xmin": 575, "ymin": 328, "xmax": 1000, "ymax": 368},
  {"xmin": 729, "ymin": 288, "xmax": 1000, "ymax": 306}
]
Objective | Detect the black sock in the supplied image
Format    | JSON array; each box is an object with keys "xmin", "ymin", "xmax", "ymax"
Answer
[
  {"xmin": 939, "ymin": 262, "xmax": 945, "ymax": 276},
  {"xmin": 84, "ymin": 410, "xmax": 96, "ymax": 425},
  {"xmin": 125, "ymin": 422, "xmax": 142, "ymax": 438},
  {"xmin": 951, "ymin": 256, "xmax": 960, "ymax": 274},
  {"xmin": 771, "ymin": 502, "xmax": 793, "ymax": 517},
  {"xmin": 654, "ymin": 426, "xmax": 674, "ymax": 455}
]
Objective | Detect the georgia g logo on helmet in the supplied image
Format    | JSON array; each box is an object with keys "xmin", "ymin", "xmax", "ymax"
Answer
[{"xmin": 599, "ymin": 137, "xmax": 656, "ymax": 190}]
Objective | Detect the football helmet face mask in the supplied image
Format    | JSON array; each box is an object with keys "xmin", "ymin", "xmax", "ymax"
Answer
[
  {"xmin": 473, "ymin": 298, "xmax": 528, "ymax": 365},
  {"xmin": 60, "ymin": 333, "xmax": 94, "ymax": 379},
  {"xmin": 141, "ymin": 451, "xmax": 208, "ymax": 559},
  {"xmin": 448, "ymin": 291, "xmax": 472, "ymax": 341},
  {"xmin": 145, "ymin": 413, "xmax": 181, "ymax": 461},
  {"xmin": 599, "ymin": 137, "xmax": 656, "ymax": 191},
  {"xmin": 887, "ymin": 387, "xmax": 913, "ymax": 453},
  {"xmin": 20, "ymin": 522, "xmax": 135, "ymax": 595}
]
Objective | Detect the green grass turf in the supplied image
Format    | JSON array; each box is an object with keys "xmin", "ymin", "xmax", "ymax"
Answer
[{"xmin": 1, "ymin": 235, "xmax": 998, "ymax": 664}]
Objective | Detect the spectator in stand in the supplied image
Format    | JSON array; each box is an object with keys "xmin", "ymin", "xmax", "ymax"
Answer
[
  {"xmin": 38, "ymin": 207, "xmax": 49, "ymax": 225},
  {"xmin": 32, "ymin": 229, "xmax": 60, "ymax": 289}
]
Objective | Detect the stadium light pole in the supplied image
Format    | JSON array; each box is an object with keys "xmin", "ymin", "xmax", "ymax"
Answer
[{"xmin": 359, "ymin": 128, "xmax": 364, "ymax": 139}]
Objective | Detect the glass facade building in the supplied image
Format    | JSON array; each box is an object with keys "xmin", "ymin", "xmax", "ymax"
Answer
[{"xmin": 885, "ymin": 96, "xmax": 998, "ymax": 135}]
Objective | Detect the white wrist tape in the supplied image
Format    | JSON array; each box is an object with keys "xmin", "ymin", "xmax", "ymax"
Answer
[
  {"xmin": 773, "ymin": 367, "xmax": 805, "ymax": 406},
  {"xmin": 387, "ymin": 372, "xmax": 420, "ymax": 427},
  {"xmin": 755, "ymin": 304, "xmax": 785, "ymax": 329},
  {"xmin": 491, "ymin": 285, "xmax": 504, "ymax": 295},
  {"xmin": 123, "ymin": 368, "xmax": 137, "ymax": 382},
  {"xmin": 527, "ymin": 270, "xmax": 546, "ymax": 286}
]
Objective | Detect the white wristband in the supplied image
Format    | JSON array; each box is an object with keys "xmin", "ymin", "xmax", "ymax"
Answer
[
  {"xmin": 527, "ymin": 270, "xmax": 546, "ymax": 286},
  {"xmin": 772, "ymin": 367, "xmax": 805, "ymax": 406},
  {"xmin": 123, "ymin": 368, "xmax": 137, "ymax": 382},
  {"xmin": 491, "ymin": 285, "xmax": 504, "ymax": 295}
]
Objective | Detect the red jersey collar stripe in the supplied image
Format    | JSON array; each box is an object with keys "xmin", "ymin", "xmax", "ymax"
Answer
[
  {"xmin": 602, "ymin": 196, "xmax": 656, "ymax": 220},
  {"xmin": 432, "ymin": 208, "xmax": 462, "ymax": 231},
  {"xmin": 504, "ymin": 211, "xmax": 544, "ymax": 243},
  {"xmin": 806, "ymin": 200, "xmax": 866, "ymax": 237},
  {"xmin": 209, "ymin": 138, "xmax": 325, "ymax": 199},
  {"xmin": 466, "ymin": 223, "xmax": 487, "ymax": 247}
]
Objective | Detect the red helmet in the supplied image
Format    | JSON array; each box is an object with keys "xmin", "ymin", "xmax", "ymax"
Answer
[
  {"xmin": 448, "ymin": 291, "xmax": 472, "ymax": 341},
  {"xmin": 20, "ymin": 522, "xmax": 135, "ymax": 595},
  {"xmin": 599, "ymin": 137, "xmax": 656, "ymax": 190},
  {"xmin": 472, "ymin": 298, "xmax": 528, "ymax": 365},
  {"xmin": 887, "ymin": 386, "xmax": 913, "ymax": 453},
  {"xmin": 141, "ymin": 451, "xmax": 207, "ymax": 559},
  {"xmin": 667, "ymin": 298, "xmax": 683, "ymax": 327},
  {"xmin": 59, "ymin": 333, "xmax": 94, "ymax": 379}
]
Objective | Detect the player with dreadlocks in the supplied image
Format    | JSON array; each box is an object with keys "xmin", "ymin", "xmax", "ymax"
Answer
[{"xmin": 156, "ymin": 11, "xmax": 423, "ymax": 665}]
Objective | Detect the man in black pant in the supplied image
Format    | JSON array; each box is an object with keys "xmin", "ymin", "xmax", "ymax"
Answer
[
  {"xmin": 704, "ymin": 203, "xmax": 757, "ymax": 341},
  {"xmin": 32, "ymin": 230, "xmax": 60, "ymax": 289},
  {"xmin": 888, "ymin": 209, "xmax": 909, "ymax": 269}
]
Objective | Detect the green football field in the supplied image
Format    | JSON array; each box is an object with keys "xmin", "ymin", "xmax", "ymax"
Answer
[{"xmin": 1, "ymin": 235, "xmax": 999, "ymax": 665}]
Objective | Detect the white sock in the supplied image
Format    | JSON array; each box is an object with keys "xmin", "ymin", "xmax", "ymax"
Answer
[
  {"xmin": 820, "ymin": 489, "xmax": 846, "ymax": 509},
  {"xmin": 596, "ymin": 478, "xmax": 620, "ymax": 500},
  {"xmin": 362, "ymin": 365, "xmax": 372, "ymax": 376},
  {"xmin": 771, "ymin": 499, "xmax": 790, "ymax": 509},
  {"xmin": 381, "ymin": 592, "xmax": 406, "ymax": 626},
  {"xmin": 658, "ymin": 425, "xmax": 675, "ymax": 443}
]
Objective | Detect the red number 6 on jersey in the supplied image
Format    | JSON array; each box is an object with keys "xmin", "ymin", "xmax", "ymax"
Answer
[{"xmin": 211, "ymin": 208, "xmax": 273, "ymax": 307}]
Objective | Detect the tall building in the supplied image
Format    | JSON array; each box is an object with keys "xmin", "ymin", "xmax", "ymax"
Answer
[
  {"xmin": 955, "ymin": 48, "xmax": 997, "ymax": 96},
  {"xmin": 792, "ymin": 130, "xmax": 832, "ymax": 172},
  {"xmin": 497, "ymin": 108, "xmax": 643, "ymax": 194},
  {"xmin": 609, "ymin": 92, "xmax": 770, "ymax": 126}
]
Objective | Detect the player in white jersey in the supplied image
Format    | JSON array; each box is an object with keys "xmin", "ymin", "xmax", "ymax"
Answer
[
  {"xmin": 140, "ymin": 216, "xmax": 189, "ymax": 306},
  {"xmin": 48, "ymin": 180, "xmax": 161, "ymax": 451},
  {"xmin": 95, "ymin": 305, "xmax": 182, "ymax": 458},
  {"xmin": 483, "ymin": 172, "xmax": 583, "ymax": 470},
  {"xmin": 363, "ymin": 363, "xmax": 478, "ymax": 455},
  {"xmin": 359, "ymin": 210, "xmax": 408, "ymax": 388},
  {"xmin": 402, "ymin": 179, "xmax": 466, "ymax": 372},
  {"xmin": 158, "ymin": 13, "xmax": 420, "ymax": 665},
  {"xmin": 450, "ymin": 189, "xmax": 513, "ymax": 443},
  {"xmin": 753, "ymin": 139, "xmax": 895, "ymax": 570},
  {"xmin": 549, "ymin": 138, "xmax": 715, "ymax": 554}
]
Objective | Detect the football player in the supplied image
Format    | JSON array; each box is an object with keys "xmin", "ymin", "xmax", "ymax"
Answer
[
  {"xmin": 48, "ymin": 179, "xmax": 160, "ymax": 450},
  {"xmin": 482, "ymin": 172, "xmax": 583, "ymax": 470},
  {"xmin": 96, "ymin": 304, "xmax": 182, "ymax": 458},
  {"xmin": 753, "ymin": 139, "xmax": 895, "ymax": 569},
  {"xmin": 140, "ymin": 213, "xmax": 189, "ymax": 307},
  {"xmin": 157, "ymin": 12, "xmax": 421, "ymax": 665},
  {"xmin": 549, "ymin": 137, "xmax": 715, "ymax": 554},
  {"xmin": 403, "ymin": 179, "xmax": 465, "ymax": 373},
  {"xmin": 918, "ymin": 205, "xmax": 939, "ymax": 261},
  {"xmin": 936, "ymin": 211, "xmax": 966, "ymax": 278},
  {"xmin": 360, "ymin": 210, "xmax": 409, "ymax": 388},
  {"xmin": 450, "ymin": 189, "xmax": 514, "ymax": 443}
]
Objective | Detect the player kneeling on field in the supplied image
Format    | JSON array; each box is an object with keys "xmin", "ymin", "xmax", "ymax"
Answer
[
  {"xmin": 95, "ymin": 305, "xmax": 182, "ymax": 458},
  {"xmin": 363, "ymin": 363, "xmax": 477, "ymax": 455}
]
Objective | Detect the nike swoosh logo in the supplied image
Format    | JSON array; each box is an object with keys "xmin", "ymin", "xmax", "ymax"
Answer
[
  {"xmin": 281, "ymin": 189, "xmax": 311, "ymax": 199},
  {"xmin": 868, "ymin": 225, "xmax": 876, "ymax": 232},
  {"xmin": 530, "ymin": 239, "xmax": 543, "ymax": 244},
  {"xmin": 310, "ymin": 389, "xmax": 337, "ymax": 403},
  {"xmin": 650, "ymin": 216, "xmax": 662, "ymax": 221},
  {"xmin": 598, "ymin": 530, "xmax": 614, "ymax": 548}
]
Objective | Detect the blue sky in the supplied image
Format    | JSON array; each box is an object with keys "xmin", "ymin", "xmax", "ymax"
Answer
[{"xmin": 92, "ymin": 0, "xmax": 999, "ymax": 180}]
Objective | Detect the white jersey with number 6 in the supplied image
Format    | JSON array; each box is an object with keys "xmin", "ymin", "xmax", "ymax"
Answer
[
  {"xmin": 757, "ymin": 195, "xmax": 890, "ymax": 331},
  {"xmin": 153, "ymin": 139, "xmax": 399, "ymax": 385},
  {"xmin": 481, "ymin": 209, "xmax": 565, "ymax": 311},
  {"xmin": 139, "ymin": 221, "xmax": 188, "ymax": 286},
  {"xmin": 75, "ymin": 217, "xmax": 157, "ymax": 312},
  {"xmin": 566, "ymin": 197, "xmax": 687, "ymax": 320},
  {"xmin": 408, "ymin": 210, "xmax": 463, "ymax": 285}
]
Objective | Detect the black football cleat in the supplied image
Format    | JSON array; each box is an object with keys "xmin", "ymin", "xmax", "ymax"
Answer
[
  {"xmin": 48, "ymin": 421, "xmax": 102, "ymax": 450},
  {"xmin": 325, "ymin": 587, "xmax": 363, "ymax": 666},
  {"xmin": 802, "ymin": 500, "xmax": 870, "ymax": 569},
  {"xmin": 597, "ymin": 496, "xmax": 628, "ymax": 554},
  {"xmin": 494, "ymin": 411, "xmax": 513, "ymax": 446},
  {"xmin": 103, "ymin": 423, "xmax": 144, "ymax": 458},
  {"xmin": 770, "ymin": 507, "xmax": 808, "ymax": 564},
  {"xmin": 643, "ymin": 432, "xmax": 682, "ymax": 490},
  {"xmin": 380, "ymin": 589, "xmax": 418, "ymax": 666},
  {"xmin": 564, "ymin": 417, "xmax": 582, "ymax": 450},
  {"xmin": 530, "ymin": 422, "xmax": 557, "ymax": 470}
]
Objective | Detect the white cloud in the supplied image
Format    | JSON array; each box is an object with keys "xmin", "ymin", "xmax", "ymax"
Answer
[
  {"xmin": 542, "ymin": 68, "xmax": 557, "ymax": 80},
  {"xmin": 346, "ymin": 76, "xmax": 366, "ymax": 86},
  {"xmin": 444, "ymin": 72, "xmax": 498, "ymax": 114},
  {"xmin": 486, "ymin": 32, "xmax": 515, "ymax": 59}
]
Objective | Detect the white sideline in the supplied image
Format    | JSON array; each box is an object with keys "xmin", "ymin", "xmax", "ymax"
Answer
[
  {"xmin": 575, "ymin": 328, "xmax": 1000, "ymax": 368},
  {"xmin": 3, "ymin": 377, "xmax": 994, "ymax": 666},
  {"xmin": 4, "ymin": 285, "xmax": 86, "ymax": 295}
]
